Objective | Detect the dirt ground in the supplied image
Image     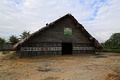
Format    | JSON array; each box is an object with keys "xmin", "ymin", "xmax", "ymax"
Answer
[{"xmin": 0, "ymin": 52, "xmax": 120, "ymax": 80}]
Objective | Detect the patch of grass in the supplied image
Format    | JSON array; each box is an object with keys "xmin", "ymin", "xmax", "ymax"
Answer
[
  {"xmin": 10, "ymin": 52, "xmax": 19, "ymax": 59},
  {"xmin": 12, "ymin": 53, "xmax": 18, "ymax": 58},
  {"xmin": 41, "ymin": 77, "xmax": 59, "ymax": 80},
  {"xmin": 37, "ymin": 67, "xmax": 52, "ymax": 72},
  {"xmin": 7, "ymin": 73, "xmax": 11, "ymax": 75},
  {"xmin": 103, "ymin": 49, "xmax": 120, "ymax": 53},
  {"xmin": 2, "ymin": 51, "xmax": 10, "ymax": 54},
  {"xmin": 95, "ymin": 55, "xmax": 107, "ymax": 58},
  {"xmin": 111, "ymin": 53, "xmax": 120, "ymax": 56}
]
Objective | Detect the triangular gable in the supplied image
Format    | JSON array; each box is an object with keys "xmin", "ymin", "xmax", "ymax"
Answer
[{"xmin": 13, "ymin": 14, "xmax": 102, "ymax": 49}]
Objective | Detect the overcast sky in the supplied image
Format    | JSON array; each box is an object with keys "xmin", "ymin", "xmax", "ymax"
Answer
[{"xmin": 0, "ymin": 0, "xmax": 120, "ymax": 42}]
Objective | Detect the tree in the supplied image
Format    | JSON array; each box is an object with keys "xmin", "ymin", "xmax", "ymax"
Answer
[
  {"xmin": 104, "ymin": 33, "xmax": 120, "ymax": 49},
  {"xmin": 0, "ymin": 37, "xmax": 6, "ymax": 50},
  {"xmin": 20, "ymin": 30, "xmax": 30, "ymax": 40},
  {"xmin": 0, "ymin": 37, "xmax": 5, "ymax": 45},
  {"xmin": 9, "ymin": 35, "xmax": 19, "ymax": 45}
]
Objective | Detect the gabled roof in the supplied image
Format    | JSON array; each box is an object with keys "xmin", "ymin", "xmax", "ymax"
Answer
[{"xmin": 13, "ymin": 14, "xmax": 102, "ymax": 49}]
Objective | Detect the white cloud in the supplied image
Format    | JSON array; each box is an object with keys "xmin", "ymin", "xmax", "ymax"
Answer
[
  {"xmin": 83, "ymin": 0, "xmax": 120, "ymax": 42},
  {"xmin": 0, "ymin": 0, "xmax": 120, "ymax": 43}
]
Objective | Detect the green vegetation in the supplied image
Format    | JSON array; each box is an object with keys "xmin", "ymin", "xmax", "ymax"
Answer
[
  {"xmin": 9, "ymin": 35, "xmax": 19, "ymax": 45},
  {"xmin": 102, "ymin": 49, "xmax": 120, "ymax": 53},
  {"xmin": 2, "ymin": 51, "xmax": 10, "ymax": 54},
  {"xmin": 41, "ymin": 77, "xmax": 59, "ymax": 80},
  {"xmin": 0, "ymin": 30, "xmax": 30, "ymax": 45},
  {"xmin": 37, "ymin": 67, "xmax": 52, "ymax": 72},
  {"xmin": 0, "ymin": 37, "xmax": 6, "ymax": 44},
  {"xmin": 101, "ymin": 33, "xmax": 120, "ymax": 53},
  {"xmin": 10, "ymin": 52, "xmax": 18, "ymax": 59},
  {"xmin": 19, "ymin": 30, "xmax": 30, "ymax": 40}
]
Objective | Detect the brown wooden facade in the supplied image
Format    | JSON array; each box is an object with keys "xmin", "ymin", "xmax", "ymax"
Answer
[{"xmin": 13, "ymin": 14, "xmax": 102, "ymax": 57}]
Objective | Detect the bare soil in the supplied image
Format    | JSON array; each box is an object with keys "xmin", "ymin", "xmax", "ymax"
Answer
[{"xmin": 0, "ymin": 52, "xmax": 120, "ymax": 80}]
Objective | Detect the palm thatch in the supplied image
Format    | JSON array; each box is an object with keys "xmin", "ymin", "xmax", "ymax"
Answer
[{"xmin": 13, "ymin": 14, "xmax": 102, "ymax": 49}]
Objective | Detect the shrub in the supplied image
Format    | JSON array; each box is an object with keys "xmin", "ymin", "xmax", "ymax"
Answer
[
  {"xmin": 2, "ymin": 51, "xmax": 10, "ymax": 54},
  {"xmin": 103, "ymin": 49, "xmax": 120, "ymax": 53}
]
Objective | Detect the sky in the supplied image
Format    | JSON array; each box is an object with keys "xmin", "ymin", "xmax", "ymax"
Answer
[{"xmin": 0, "ymin": 0, "xmax": 120, "ymax": 43}]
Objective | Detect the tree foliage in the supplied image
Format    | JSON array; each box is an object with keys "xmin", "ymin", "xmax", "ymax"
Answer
[
  {"xmin": 0, "ymin": 30, "xmax": 30, "ymax": 48},
  {"xmin": 102, "ymin": 33, "xmax": 120, "ymax": 49},
  {"xmin": 9, "ymin": 35, "xmax": 19, "ymax": 45},
  {"xmin": 20, "ymin": 30, "xmax": 30, "ymax": 40},
  {"xmin": 0, "ymin": 37, "xmax": 5, "ymax": 44}
]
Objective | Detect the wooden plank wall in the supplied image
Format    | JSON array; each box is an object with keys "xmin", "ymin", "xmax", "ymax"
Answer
[
  {"xmin": 20, "ymin": 42, "xmax": 62, "ymax": 57},
  {"xmin": 73, "ymin": 43, "xmax": 95, "ymax": 54},
  {"xmin": 19, "ymin": 42, "xmax": 95, "ymax": 57}
]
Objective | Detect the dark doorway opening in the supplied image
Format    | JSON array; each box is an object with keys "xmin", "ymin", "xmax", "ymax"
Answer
[{"xmin": 62, "ymin": 43, "xmax": 72, "ymax": 55}]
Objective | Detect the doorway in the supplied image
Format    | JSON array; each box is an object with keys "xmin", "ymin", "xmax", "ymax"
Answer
[{"xmin": 62, "ymin": 43, "xmax": 72, "ymax": 55}]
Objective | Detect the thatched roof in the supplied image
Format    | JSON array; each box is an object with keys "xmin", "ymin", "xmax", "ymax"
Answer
[{"xmin": 13, "ymin": 14, "xmax": 102, "ymax": 49}]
